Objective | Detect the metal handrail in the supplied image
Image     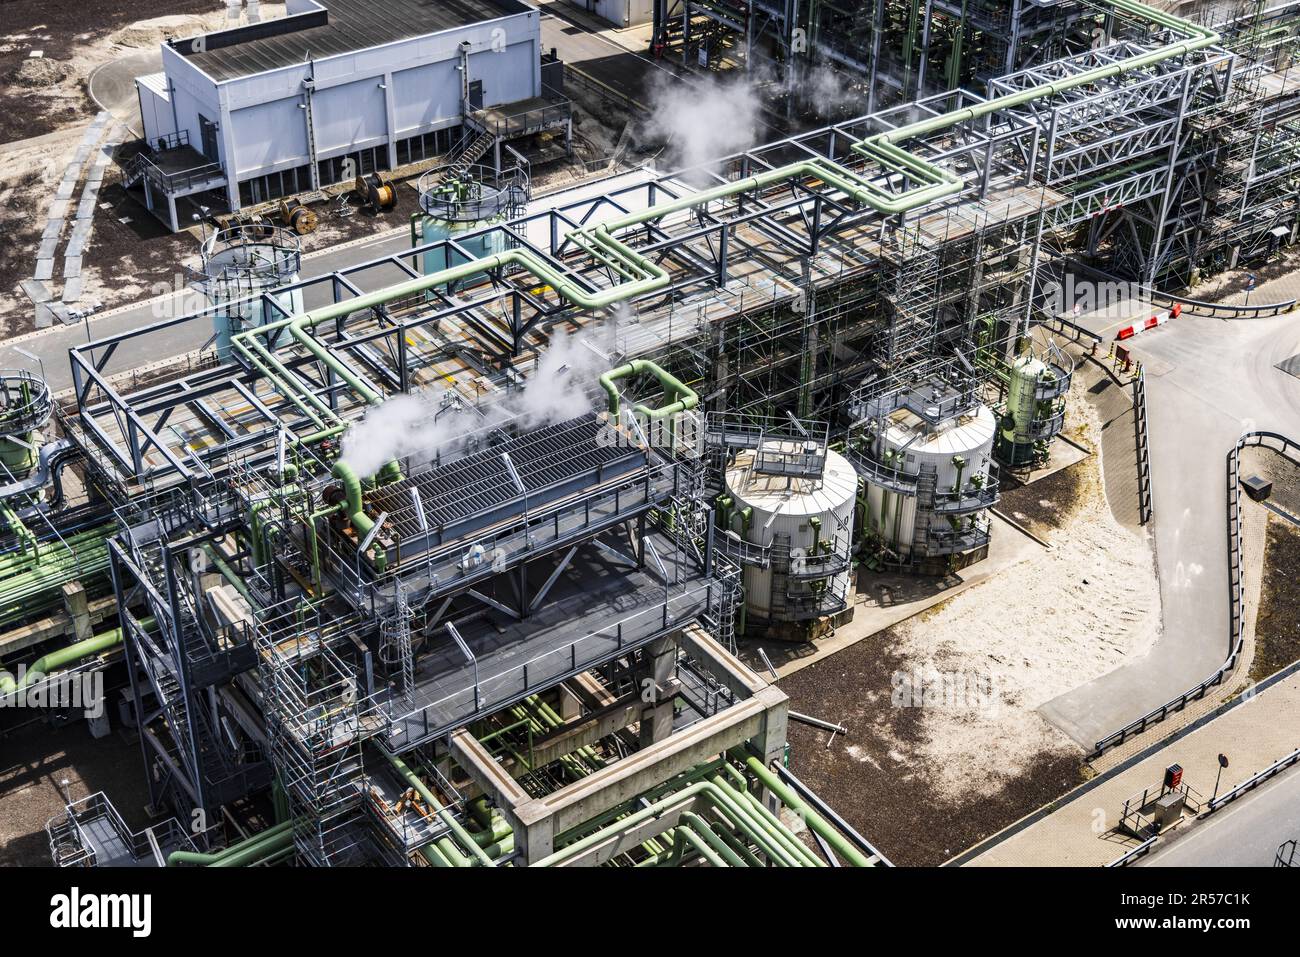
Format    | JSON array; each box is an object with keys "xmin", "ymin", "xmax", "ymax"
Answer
[
  {"xmin": 1202, "ymin": 746, "xmax": 1300, "ymax": 814},
  {"xmin": 1106, "ymin": 836, "xmax": 1159, "ymax": 866},
  {"xmin": 466, "ymin": 84, "xmax": 571, "ymax": 140},
  {"xmin": 1089, "ymin": 431, "xmax": 1300, "ymax": 758},
  {"xmin": 1134, "ymin": 374, "xmax": 1154, "ymax": 524}
]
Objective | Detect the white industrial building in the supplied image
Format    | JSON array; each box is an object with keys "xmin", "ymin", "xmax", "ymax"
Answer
[
  {"xmin": 129, "ymin": 0, "xmax": 568, "ymax": 230},
  {"xmin": 568, "ymin": 0, "xmax": 653, "ymax": 29}
]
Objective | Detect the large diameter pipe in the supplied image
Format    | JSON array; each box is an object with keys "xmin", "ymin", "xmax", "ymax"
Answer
[
  {"xmin": 599, "ymin": 358, "xmax": 700, "ymax": 419},
  {"xmin": 0, "ymin": 616, "xmax": 155, "ymax": 695},
  {"xmin": 227, "ymin": 1, "xmax": 1214, "ymax": 477},
  {"xmin": 384, "ymin": 751, "xmax": 495, "ymax": 867},
  {"xmin": 167, "ymin": 820, "xmax": 294, "ymax": 867},
  {"xmin": 742, "ymin": 754, "xmax": 874, "ymax": 867}
]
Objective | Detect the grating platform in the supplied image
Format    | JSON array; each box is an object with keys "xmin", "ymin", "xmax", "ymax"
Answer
[
  {"xmin": 380, "ymin": 528, "xmax": 715, "ymax": 751},
  {"xmin": 368, "ymin": 415, "xmax": 647, "ymax": 554}
]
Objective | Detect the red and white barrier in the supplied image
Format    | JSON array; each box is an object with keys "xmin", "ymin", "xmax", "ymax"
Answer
[{"xmin": 1116, "ymin": 302, "xmax": 1181, "ymax": 340}]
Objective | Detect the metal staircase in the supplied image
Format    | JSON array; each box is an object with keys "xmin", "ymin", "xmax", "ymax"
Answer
[{"xmin": 910, "ymin": 463, "xmax": 938, "ymax": 560}]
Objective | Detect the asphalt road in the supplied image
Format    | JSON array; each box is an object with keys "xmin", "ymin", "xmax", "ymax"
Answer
[
  {"xmin": 1041, "ymin": 310, "xmax": 1300, "ymax": 747},
  {"xmin": 1143, "ymin": 764, "xmax": 1300, "ymax": 866},
  {"xmin": 87, "ymin": 50, "xmax": 159, "ymax": 136},
  {"xmin": 2, "ymin": 228, "xmax": 412, "ymax": 394}
]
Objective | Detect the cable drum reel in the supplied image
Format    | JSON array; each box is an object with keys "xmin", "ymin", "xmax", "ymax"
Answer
[{"xmin": 356, "ymin": 172, "xmax": 397, "ymax": 213}]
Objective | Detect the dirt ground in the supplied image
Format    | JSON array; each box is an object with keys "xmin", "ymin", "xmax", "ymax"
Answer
[
  {"xmin": 0, "ymin": 0, "xmax": 639, "ymax": 333},
  {"xmin": 0, "ymin": 717, "xmax": 152, "ymax": 867},
  {"xmin": 1250, "ymin": 516, "xmax": 1300, "ymax": 683},
  {"xmin": 0, "ymin": 5, "xmax": 237, "ymax": 332},
  {"xmin": 997, "ymin": 462, "xmax": 1091, "ymax": 540},
  {"xmin": 776, "ymin": 374, "xmax": 1160, "ymax": 863},
  {"xmin": 0, "ymin": 1, "xmax": 224, "ymax": 145},
  {"xmin": 781, "ymin": 633, "xmax": 1086, "ymax": 865}
]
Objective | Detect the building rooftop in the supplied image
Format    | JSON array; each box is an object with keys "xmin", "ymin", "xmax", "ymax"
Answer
[{"xmin": 174, "ymin": 0, "xmax": 534, "ymax": 83}]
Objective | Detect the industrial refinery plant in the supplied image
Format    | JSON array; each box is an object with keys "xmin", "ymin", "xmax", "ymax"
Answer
[{"xmin": 3, "ymin": 0, "xmax": 1300, "ymax": 882}]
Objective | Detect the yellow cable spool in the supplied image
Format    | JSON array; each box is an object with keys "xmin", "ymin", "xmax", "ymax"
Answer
[{"xmin": 279, "ymin": 199, "xmax": 317, "ymax": 235}]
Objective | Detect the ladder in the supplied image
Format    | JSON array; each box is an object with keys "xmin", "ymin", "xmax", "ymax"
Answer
[{"xmin": 910, "ymin": 463, "xmax": 938, "ymax": 560}]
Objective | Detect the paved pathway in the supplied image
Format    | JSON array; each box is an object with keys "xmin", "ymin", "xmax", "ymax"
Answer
[
  {"xmin": 1038, "ymin": 302, "xmax": 1300, "ymax": 749},
  {"xmin": 967, "ymin": 668, "xmax": 1300, "ymax": 866},
  {"xmin": 1143, "ymin": 765, "xmax": 1300, "ymax": 866}
]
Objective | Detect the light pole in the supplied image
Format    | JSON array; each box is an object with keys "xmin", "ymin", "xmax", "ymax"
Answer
[{"xmin": 1212, "ymin": 752, "xmax": 1229, "ymax": 803}]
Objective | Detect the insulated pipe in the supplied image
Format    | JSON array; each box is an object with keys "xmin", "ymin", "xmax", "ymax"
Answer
[
  {"xmin": 330, "ymin": 460, "xmax": 373, "ymax": 542},
  {"xmin": 167, "ymin": 820, "xmax": 294, "ymax": 866},
  {"xmin": 532, "ymin": 776, "xmax": 818, "ymax": 867},
  {"xmin": 199, "ymin": 543, "xmax": 254, "ymax": 605},
  {"xmin": 741, "ymin": 753, "xmax": 874, "ymax": 867},
  {"xmin": 598, "ymin": 358, "xmax": 700, "ymax": 419},
  {"xmin": 384, "ymin": 750, "xmax": 495, "ymax": 867},
  {"xmin": 0, "ymin": 616, "xmax": 154, "ymax": 695},
  {"xmin": 228, "ymin": 2, "xmax": 1214, "ymax": 474},
  {"xmin": 210, "ymin": 826, "xmax": 296, "ymax": 867}
]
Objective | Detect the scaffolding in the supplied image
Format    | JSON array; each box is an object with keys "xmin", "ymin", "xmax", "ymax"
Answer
[{"xmin": 40, "ymin": 0, "xmax": 1300, "ymax": 865}]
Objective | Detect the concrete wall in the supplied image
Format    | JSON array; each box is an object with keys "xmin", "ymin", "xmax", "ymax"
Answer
[
  {"xmin": 572, "ymin": 0, "xmax": 652, "ymax": 28},
  {"xmin": 137, "ymin": 82, "xmax": 171, "ymax": 148}
]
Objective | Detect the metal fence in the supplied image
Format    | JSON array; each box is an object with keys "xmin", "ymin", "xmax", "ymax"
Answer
[
  {"xmin": 1105, "ymin": 835, "xmax": 1159, "ymax": 867},
  {"xmin": 1134, "ymin": 374, "xmax": 1154, "ymax": 524},
  {"xmin": 1202, "ymin": 746, "xmax": 1300, "ymax": 815},
  {"xmin": 1088, "ymin": 430, "xmax": 1300, "ymax": 759}
]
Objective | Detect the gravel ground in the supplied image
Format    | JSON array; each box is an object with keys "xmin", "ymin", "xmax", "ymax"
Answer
[
  {"xmin": 0, "ymin": 718, "xmax": 151, "ymax": 867},
  {"xmin": 0, "ymin": 2, "xmax": 223, "ymax": 146},
  {"xmin": 1240, "ymin": 444, "xmax": 1300, "ymax": 515},
  {"xmin": 780, "ymin": 632, "xmax": 1085, "ymax": 866},
  {"xmin": 1250, "ymin": 515, "xmax": 1300, "ymax": 683},
  {"xmin": 997, "ymin": 461, "xmax": 1089, "ymax": 539}
]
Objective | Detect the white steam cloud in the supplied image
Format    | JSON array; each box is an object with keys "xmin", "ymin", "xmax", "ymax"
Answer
[
  {"xmin": 339, "ymin": 326, "xmax": 611, "ymax": 478},
  {"xmin": 644, "ymin": 73, "xmax": 763, "ymax": 184},
  {"xmin": 800, "ymin": 64, "xmax": 860, "ymax": 119}
]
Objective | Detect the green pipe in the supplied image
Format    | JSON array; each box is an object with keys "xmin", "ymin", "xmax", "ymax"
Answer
[
  {"xmin": 706, "ymin": 817, "xmax": 765, "ymax": 867},
  {"xmin": 167, "ymin": 820, "xmax": 294, "ymax": 866},
  {"xmin": 385, "ymin": 750, "xmax": 494, "ymax": 867},
  {"xmin": 712, "ymin": 768, "xmax": 822, "ymax": 867},
  {"xmin": 0, "ymin": 616, "xmax": 154, "ymax": 695},
  {"xmin": 741, "ymin": 753, "xmax": 874, "ymax": 867},
  {"xmin": 669, "ymin": 822, "xmax": 729, "ymax": 867},
  {"xmin": 679, "ymin": 811, "xmax": 746, "ymax": 866},
  {"xmin": 304, "ymin": 501, "xmax": 344, "ymax": 587},
  {"xmin": 809, "ymin": 516, "xmax": 821, "ymax": 556},
  {"xmin": 210, "ymin": 826, "xmax": 296, "ymax": 868},
  {"xmin": 530, "ymin": 781, "xmax": 712, "ymax": 866},
  {"xmin": 599, "ymin": 358, "xmax": 700, "ymax": 420},
  {"xmin": 534, "ymin": 774, "xmax": 812, "ymax": 867},
  {"xmin": 226, "ymin": 4, "xmax": 1213, "ymax": 479},
  {"xmin": 331, "ymin": 460, "xmax": 373, "ymax": 541},
  {"xmin": 0, "ymin": 504, "xmax": 39, "ymax": 557},
  {"xmin": 715, "ymin": 494, "xmax": 732, "ymax": 530},
  {"xmin": 199, "ymin": 543, "xmax": 254, "ymax": 604},
  {"xmin": 329, "ymin": 461, "xmax": 395, "ymax": 572}
]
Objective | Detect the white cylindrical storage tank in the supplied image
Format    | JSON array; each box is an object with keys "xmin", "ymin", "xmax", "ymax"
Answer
[
  {"xmin": 864, "ymin": 404, "xmax": 996, "ymax": 558},
  {"xmin": 724, "ymin": 445, "xmax": 857, "ymax": 623},
  {"xmin": 198, "ymin": 226, "xmax": 303, "ymax": 360}
]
